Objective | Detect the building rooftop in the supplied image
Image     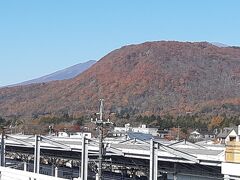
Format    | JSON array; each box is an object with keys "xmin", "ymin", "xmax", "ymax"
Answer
[{"xmin": 127, "ymin": 132, "xmax": 153, "ymax": 141}]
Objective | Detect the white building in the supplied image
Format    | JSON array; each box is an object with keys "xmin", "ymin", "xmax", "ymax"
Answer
[
  {"xmin": 222, "ymin": 141, "xmax": 240, "ymax": 179},
  {"xmin": 58, "ymin": 131, "xmax": 92, "ymax": 139},
  {"xmin": 189, "ymin": 130, "xmax": 202, "ymax": 140},
  {"xmin": 131, "ymin": 124, "xmax": 159, "ymax": 136},
  {"xmin": 114, "ymin": 123, "xmax": 131, "ymax": 136},
  {"xmin": 217, "ymin": 126, "xmax": 240, "ymax": 144},
  {"xmin": 113, "ymin": 124, "xmax": 158, "ymax": 136}
]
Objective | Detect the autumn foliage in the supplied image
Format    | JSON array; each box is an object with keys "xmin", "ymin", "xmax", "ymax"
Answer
[
  {"xmin": 0, "ymin": 41, "xmax": 240, "ymax": 123},
  {"xmin": 208, "ymin": 116, "xmax": 224, "ymax": 131}
]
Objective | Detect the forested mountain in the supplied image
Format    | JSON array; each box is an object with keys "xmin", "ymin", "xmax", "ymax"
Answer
[{"xmin": 0, "ymin": 41, "xmax": 240, "ymax": 121}]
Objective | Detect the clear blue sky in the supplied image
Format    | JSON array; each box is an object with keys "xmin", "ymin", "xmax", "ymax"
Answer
[{"xmin": 0, "ymin": 1, "xmax": 239, "ymax": 86}]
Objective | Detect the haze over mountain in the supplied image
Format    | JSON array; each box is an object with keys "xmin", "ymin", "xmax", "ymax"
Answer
[
  {"xmin": 0, "ymin": 41, "xmax": 240, "ymax": 120},
  {"xmin": 11, "ymin": 60, "xmax": 96, "ymax": 87}
]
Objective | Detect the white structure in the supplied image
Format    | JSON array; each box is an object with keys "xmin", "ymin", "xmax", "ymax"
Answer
[
  {"xmin": 113, "ymin": 124, "xmax": 158, "ymax": 136},
  {"xmin": 222, "ymin": 162, "xmax": 240, "ymax": 179},
  {"xmin": 1, "ymin": 134, "xmax": 228, "ymax": 180},
  {"xmin": 58, "ymin": 131, "xmax": 91, "ymax": 139},
  {"xmin": 132, "ymin": 124, "xmax": 159, "ymax": 136},
  {"xmin": 0, "ymin": 166, "xmax": 67, "ymax": 180},
  {"xmin": 217, "ymin": 127, "xmax": 239, "ymax": 144},
  {"xmin": 221, "ymin": 141, "xmax": 240, "ymax": 179},
  {"xmin": 221, "ymin": 127, "xmax": 240, "ymax": 179},
  {"xmin": 114, "ymin": 123, "xmax": 131, "ymax": 135},
  {"xmin": 190, "ymin": 130, "xmax": 202, "ymax": 138},
  {"xmin": 189, "ymin": 130, "xmax": 203, "ymax": 141}
]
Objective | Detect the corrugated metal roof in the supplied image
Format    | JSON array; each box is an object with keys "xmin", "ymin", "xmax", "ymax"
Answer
[{"xmin": 127, "ymin": 132, "xmax": 153, "ymax": 141}]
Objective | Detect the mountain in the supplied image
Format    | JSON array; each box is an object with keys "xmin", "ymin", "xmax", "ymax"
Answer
[
  {"xmin": 0, "ymin": 41, "xmax": 240, "ymax": 120},
  {"xmin": 211, "ymin": 42, "xmax": 229, "ymax": 48},
  {"xmin": 12, "ymin": 60, "xmax": 96, "ymax": 86}
]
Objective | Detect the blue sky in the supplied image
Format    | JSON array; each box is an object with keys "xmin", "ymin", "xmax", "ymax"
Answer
[{"xmin": 0, "ymin": 1, "xmax": 240, "ymax": 86}]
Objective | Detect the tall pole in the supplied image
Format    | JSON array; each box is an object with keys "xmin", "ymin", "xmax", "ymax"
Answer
[
  {"xmin": 81, "ymin": 135, "xmax": 88, "ymax": 180},
  {"xmin": 149, "ymin": 139, "xmax": 154, "ymax": 180},
  {"xmin": 91, "ymin": 99, "xmax": 113, "ymax": 180},
  {"xmin": 98, "ymin": 99, "xmax": 104, "ymax": 180},
  {"xmin": 34, "ymin": 135, "xmax": 41, "ymax": 174},
  {"xmin": 0, "ymin": 128, "xmax": 5, "ymax": 167},
  {"xmin": 99, "ymin": 99, "xmax": 103, "ymax": 121},
  {"xmin": 149, "ymin": 139, "xmax": 158, "ymax": 180},
  {"xmin": 177, "ymin": 125, "xmax": 180, "ymax": 141}
]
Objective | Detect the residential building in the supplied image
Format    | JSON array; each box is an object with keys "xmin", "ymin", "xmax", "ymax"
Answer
[
  {"xmin": 217, "ymin": 126, "xmax": 240, "ymax": 144},
  {"xmin": 113, "ymin": 124, "xmax": 159, "ymax": 137}
]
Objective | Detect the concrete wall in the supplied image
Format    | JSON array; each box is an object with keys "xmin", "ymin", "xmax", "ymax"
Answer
[
  {"xmin": 0, "ymin": 166, "xmax": 67, "ymax": 180},
  {"xmin": 222, "ymin": 162, "xmax": 240, "ymax": 177}
]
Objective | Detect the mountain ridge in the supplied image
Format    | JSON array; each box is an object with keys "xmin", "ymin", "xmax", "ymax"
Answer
[
  {"xmin": 0, "ymin": 41, "xmax": 240, "ymax": 120},
  {"xmin": 8, "ymin": 60, "xmax": 96, "ymax": 87}
]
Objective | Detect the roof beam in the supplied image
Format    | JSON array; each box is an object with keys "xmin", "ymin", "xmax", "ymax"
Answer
[
  {"xmin": 6, "ymin": 135, "xmax": 34, "ymax": 147},
  {"xmin": 40, "ymin": 136, "xmax": 71, "ymax": 150},
  {"xmin": 168, "ymin": 140, "xmax": 206, "ymax": 149},
  {"xmin": 160, "ymin": 144, "xmax": 199, "ymax": 163}
]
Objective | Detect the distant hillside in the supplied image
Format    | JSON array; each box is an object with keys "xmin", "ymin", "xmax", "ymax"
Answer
[
  {"xmin": 0, "ymin": 41, "xmax": 240, "ymax": 120},
  {"xmin": 12, "ymin": 60, "xmax": 96, "ymax": 86},
  {"xmin": 211, "ymin": 42, "xmax": 229, "ymax": 48}
]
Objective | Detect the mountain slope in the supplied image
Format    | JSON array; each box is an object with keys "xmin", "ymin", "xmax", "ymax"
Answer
[
  {"xmin": 13, "ymin": 60, "xmax": 96, "ymax": 86},
  {"xmin": 211, "ymin": 42, "xmax": 229, "ymax": 48},
  {"xmin": 0, "ymin": 41, "xmax": 240, "ymax": 119}
]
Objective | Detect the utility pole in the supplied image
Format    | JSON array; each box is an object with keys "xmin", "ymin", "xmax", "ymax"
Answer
[
  {"xmin": 97, "ymin": 99, "xmax": 104, "ymax": 180},
  {"xmin": 98, "ymin": 100, "xmax": 103, "ymax": 180},
  {"xmin": 91, "ymin": 99, "xmax": 113, "ymax": 180},
  {"xmin": 177, "ymin": 125, "xmax": 180, "ymax": 141},
  {"xmin": 0, "ymin": 127, "xmax": 5, "ymax": 167}
]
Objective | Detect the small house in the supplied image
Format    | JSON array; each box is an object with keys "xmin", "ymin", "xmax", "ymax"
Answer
[{"xmin": 217, "ymin": 127, "xmax": 239, "ymax": 144}]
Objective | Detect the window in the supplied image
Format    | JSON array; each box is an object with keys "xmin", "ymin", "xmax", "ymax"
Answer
[{"xmin": 229, "ymin": 136, "xmax": 236, "ymax": 142}]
